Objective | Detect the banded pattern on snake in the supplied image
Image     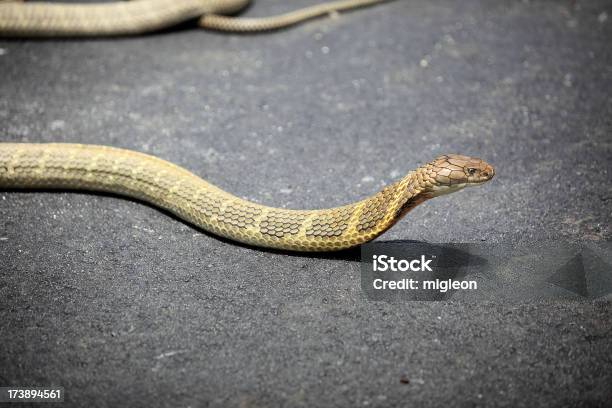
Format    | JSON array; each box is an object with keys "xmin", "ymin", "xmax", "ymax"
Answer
[
  {"xmin": 0, "ymin": 143, "xmax": 494, "ymax": 251},
  {"xmin": 0, "ymin": 0, "xmax": 392, "ymax": 37}
]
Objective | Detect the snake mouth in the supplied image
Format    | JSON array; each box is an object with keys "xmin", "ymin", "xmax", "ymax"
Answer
[{"xmin": 467, "ymin": 180, "xmax": 489, "ymax": 187}]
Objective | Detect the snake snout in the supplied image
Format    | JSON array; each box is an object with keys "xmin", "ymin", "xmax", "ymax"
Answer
[{"xmin": 480, "ymin": 164, "xmax": 495, "ymax": 180}]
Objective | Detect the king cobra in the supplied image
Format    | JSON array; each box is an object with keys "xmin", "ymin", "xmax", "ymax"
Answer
[
  {"xmin": 0, "ymin": 144, "xmax": 494, "ymax": 251},
  {"xmin": 0, "ymin": 1, "xmax": 494, "ymax": 251},
  {"xmin": 0, "ymin": 0, "xmax": 393, "ymax": 36}
]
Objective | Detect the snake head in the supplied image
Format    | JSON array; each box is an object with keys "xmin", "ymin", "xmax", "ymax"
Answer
[{"xmin": 424, "ymin": 154, "xmax": 495, "ymax": 197}]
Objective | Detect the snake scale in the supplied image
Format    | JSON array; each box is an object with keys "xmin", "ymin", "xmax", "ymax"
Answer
[{"xmin": 0, "ymin": 144, "xmax": 494, "ymax": 251}]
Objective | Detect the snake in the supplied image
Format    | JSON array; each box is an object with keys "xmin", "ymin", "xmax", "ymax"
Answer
[
  {"xmin": 0, "ymin": 143, "xmax": 494, "ymax": 251},
  {"xmin": 0, "ymin": 0, "xmax": 393, "ymax": 36},
  {"xmin": 0, "ymin": 1, "xmax": 495, "ymax": 251}
]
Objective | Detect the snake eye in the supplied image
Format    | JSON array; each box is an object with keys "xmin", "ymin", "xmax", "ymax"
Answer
[{"xmin": 467, "ymin": 168, "xmax": 477, "ymax": 176}]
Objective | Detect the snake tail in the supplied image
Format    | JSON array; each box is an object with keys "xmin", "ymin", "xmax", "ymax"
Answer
[{"xmin": 0, "ymin": 0, "xmax": 391, "ymax": 37}]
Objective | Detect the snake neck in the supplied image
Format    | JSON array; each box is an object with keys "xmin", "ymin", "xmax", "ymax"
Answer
[
  {"xmin": 356, "ymin": 166, "xmax": 431, "ymax": 240},
  {"xmin": 394, "ymin": 167, "xmax": 432, "ymax": 218}
]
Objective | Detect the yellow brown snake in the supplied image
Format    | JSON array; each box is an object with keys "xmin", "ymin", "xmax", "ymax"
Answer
[
  {"xmin": 0, "ymin": 144, "xmax": 494, "ymax": 251},
  {"xmin": 0, "ymin": 1, "xmax": 495, "ymax": 251}
]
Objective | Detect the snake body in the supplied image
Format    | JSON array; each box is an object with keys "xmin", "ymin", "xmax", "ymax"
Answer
[
  {"xmin": 0, "ymin": 143, "xmax": 494, "ymax": 251},
  {"xmin": 0, "ymin": 0, "xmax": 391, "ymax": 37},
  {"xmin": 0, "ymin": 1, "xmax": 496, "ymax": 251}
]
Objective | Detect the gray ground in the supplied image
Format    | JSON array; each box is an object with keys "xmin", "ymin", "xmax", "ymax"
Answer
[{"xmin": 1, "ymin": 0, "xmax": 612, "ymax": 406}]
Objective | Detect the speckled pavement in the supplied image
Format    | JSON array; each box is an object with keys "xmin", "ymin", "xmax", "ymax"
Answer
[{"xmin": 1, "ymin": 0, "xmax": 611, "ymax": 406}]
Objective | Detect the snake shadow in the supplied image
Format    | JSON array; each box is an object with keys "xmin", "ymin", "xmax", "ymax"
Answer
[{"xmin": 3, "ymin": 188, "xmax": 487, "ymax": 269}]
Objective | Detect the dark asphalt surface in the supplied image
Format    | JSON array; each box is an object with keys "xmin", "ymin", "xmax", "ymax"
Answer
[{"xmin": 1, "ymin": 0, "xmax": 612, "ymax": 406}]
